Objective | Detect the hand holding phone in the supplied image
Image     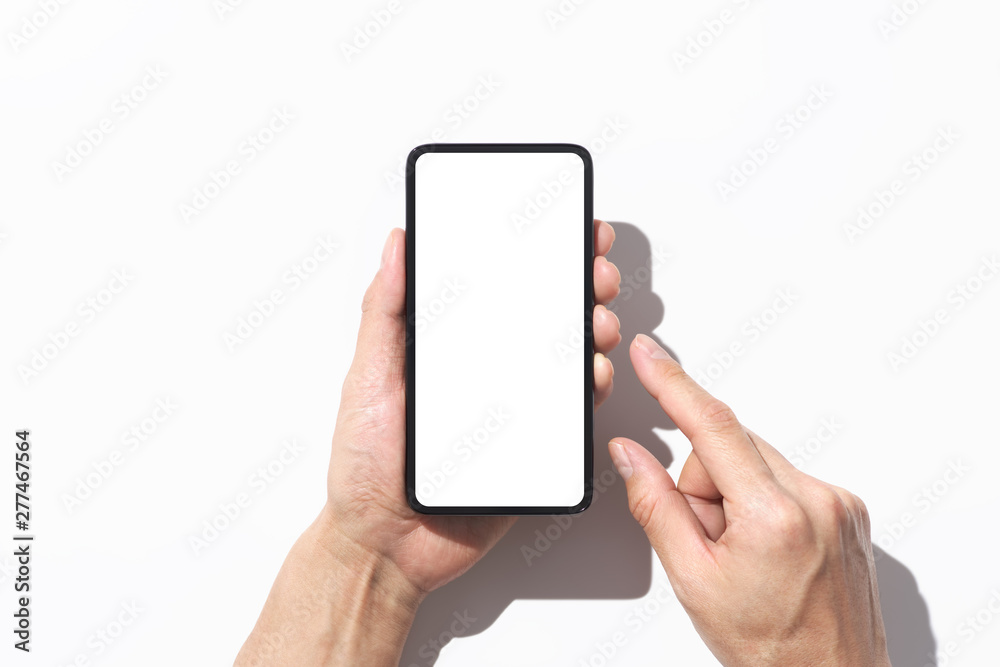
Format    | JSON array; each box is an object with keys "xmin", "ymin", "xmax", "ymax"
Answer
[
  {"xmin": 319, "ymin": 211, "xmax": 619, "ymax": 596},
  {"xmin": 238, "ymin": 219, "xmax": 622, "ymax": 666}
]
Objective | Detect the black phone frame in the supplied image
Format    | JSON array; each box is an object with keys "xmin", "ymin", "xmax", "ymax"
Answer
[{"xmin": 405, "ymin": 143, "xmax": 594, "ymax": 516}]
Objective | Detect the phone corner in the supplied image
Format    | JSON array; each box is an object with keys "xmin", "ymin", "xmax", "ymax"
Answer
[
  {"xmin": 406, "ymin": 487, "xmax": 435, "ymax": 515},
  {"xmin": 564, "ymin": 143, "xmax": 593, "ymax": 171},
  {"xmin": 567, "ymin": 487, "xmax": 594, "ymax": 514},
  {"xmin": 406, "ymin": 143, "xmax": 437, "ymax": 171}
]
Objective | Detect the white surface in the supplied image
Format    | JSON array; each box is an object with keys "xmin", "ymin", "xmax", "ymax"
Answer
[
  {"xmin": 414, "ymin": 150, "xmax": 585, "ymax": 508},
  {"xmin": 0, "ymin": 1, "xmax": 998, "ymax": 665}
]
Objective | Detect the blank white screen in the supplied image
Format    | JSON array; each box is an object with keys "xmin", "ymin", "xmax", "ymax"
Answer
[{"xmin": 413, "ymin": 150, "xmax": 586, "ymax": 508}]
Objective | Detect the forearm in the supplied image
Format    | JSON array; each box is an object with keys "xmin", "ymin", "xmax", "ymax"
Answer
[{"xmin": 235, "ymin": 508, "xmax": 424, "ymax": 667}]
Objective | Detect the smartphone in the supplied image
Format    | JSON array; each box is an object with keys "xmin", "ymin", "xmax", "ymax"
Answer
[{"xmin": 405, "ymin": 143, "xmax": 594, "ymax": 515}]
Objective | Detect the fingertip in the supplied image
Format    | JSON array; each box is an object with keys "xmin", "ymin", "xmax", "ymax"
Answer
[
  {"xmin": 610, "ymin": 437, "xmax": 675, "ymax": 488},
  {"xmin": 596, "ymin": 352, "xmax": 614, "ymax": 383},
  {"xmin": 593, "ymin": 306, "xmax": 623, "ymax": 354},
  {"xmin": 594, "ymin": 256, "xmax": 621, "ymax": 304},
  {"xmin": 594, "ymin": 219, "xmax": 616, "ymax": 256},
  {"xmin": 380, "ymin": 230, "xmax": 393, "ymax": 268},
  {"xmin": 594, "ymin": 353, "xmax": 614, "ymax": 408},
  {"xmin": 608, "ymin": 438, "xmax": 633, "ymax": 481},
  {"xmin": 366, "ymin": 229, "xmax": 406, "ymax": 317},
  {"xmin": 607, "ymin": 305, "xmax": 621, "ymax": 330},
  {"xmin": 387, "ymin": 228, "xmax": 405, "ymax": 269},
  {"xmin": 611, "ymin": 438, "xmax": 711, "ymax": 567},
  {"xmin": 632, "ymin": 333, "xmax": 674, "ymax": 361},
  {"xmin": 628, "ymin": 334, "xmax": 685, "ymax": 398}
]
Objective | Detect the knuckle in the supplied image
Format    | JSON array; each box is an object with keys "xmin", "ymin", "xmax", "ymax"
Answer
[
  {"xmin": 810, "ymin": 485, "xmax": 854, "ymax": 535},
  {"xmin": 854, "ymin": 495, "xmax": 870, "ymax": 523},
  {"xmin": 360, "ymin": 282, "xmax": 377, "ymax": 314},
  {"xmin": 825, "ymin": 488, "xmax": 852, "ymax": 520},
  {"xmin": 764, "ymin": 495, "xmax": 811, "ymax": 542},
  {"xmin": 656, "ymin": 356, "xmax": 688, "ymax": 382},
  {"xmin": 855, "ymin": 496, "xmax": 872, "ymax": 536},
  {"xmin": 628, "ymin": 487, "xmax": 661, "ymax": 532},
  {"xmin": 839, "ymin": 488, "xmax": 871, "ymax": 532},
  {"xmin": 696, "ymin": 399, "xmax": 740, "ymax": 434},
  {"xmin": 832, "ymin": 484, "xmax": 866, "ymax": 517}
]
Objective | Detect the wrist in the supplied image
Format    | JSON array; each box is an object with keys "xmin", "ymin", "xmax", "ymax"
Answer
[
  {"xmin": 736, "ymin": 633, "xmax": 892, "ymax": 667},
  {"xmin": 311, "ymin": 503, "xmax": 426, "ymax": 611},
  {"xmin": 315, "ymin": 507, "xmax": 425, "ymax": 662},
  {"xmin": 236, "ymin": 507, "xmax": 424, "ymax": 667}
]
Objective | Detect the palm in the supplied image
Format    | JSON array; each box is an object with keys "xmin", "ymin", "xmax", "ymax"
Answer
[
  {"xmin": 326, "ymin": 222, "xmax": 619, "ymax": 595},
  {"xmin": 396, "ymin": 516, "xmax": 517, "ymax": 591},
  {"xmin": 327, "ymin": 360, "xmax": 515, "ymax": 593}
]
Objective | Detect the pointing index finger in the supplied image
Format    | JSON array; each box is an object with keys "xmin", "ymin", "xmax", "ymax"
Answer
[{"xmin": 629, "ymin": 334, "xmax": 776, "ymax": 501}]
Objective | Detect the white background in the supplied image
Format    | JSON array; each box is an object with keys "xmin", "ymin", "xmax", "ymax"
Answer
[{"xmin": 1, "ymin": 1, "xmax": 998, "ymax": 666}]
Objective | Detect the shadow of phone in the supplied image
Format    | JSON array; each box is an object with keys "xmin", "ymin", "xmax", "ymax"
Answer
[
  {"xmin": 400, "ymin": 222, "xmax": 680, "ymax": 666},
  {"xmin": 875, "ymin": 548, "xmax": 938, "ymax": 666}
]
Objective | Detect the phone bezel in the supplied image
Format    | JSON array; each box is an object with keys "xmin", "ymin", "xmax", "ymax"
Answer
[{"xmin": 405, "ymin": 143, "xmax": 594, "ymax": 516}]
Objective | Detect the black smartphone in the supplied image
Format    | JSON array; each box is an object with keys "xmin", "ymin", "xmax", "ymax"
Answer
[{"xmin": 405, "ymin": 143, "xmax": 594, "ymax": 515}]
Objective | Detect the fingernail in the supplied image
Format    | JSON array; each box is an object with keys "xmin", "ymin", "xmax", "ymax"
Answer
[
  {"xmin": 609, "ymin": 440, "xmax": 633, "ymax": 481},
  {"xmin": 634, "ymin": 334, "xmax": 671, "ymax": 360},
  {"xmin": 380, "ymin": 232, "xmax": 394, "ymax": 269}
]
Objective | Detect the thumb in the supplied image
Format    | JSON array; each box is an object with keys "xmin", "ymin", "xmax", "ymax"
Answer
[
  {"xmin": 609, "ymin": 437, "xmax": 711, "ymax": 573},
  {"xmin": 342, "ymin": 229, "xmax": 407, "ymax": 404}
]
